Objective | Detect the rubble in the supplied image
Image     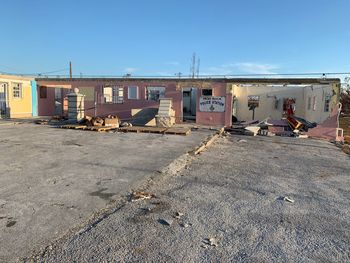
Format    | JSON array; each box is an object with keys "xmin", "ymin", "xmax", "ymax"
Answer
[
  {"xmin": 79, "ymin": 115, "xmax": 120, "ymax": 128},
  {"xmin": 228, "ymin": 115, "xmax": 318, "ymax": 139},
  {"xmin": 130, "ymin": 191, "xmax": 156, "ymax": 202}
]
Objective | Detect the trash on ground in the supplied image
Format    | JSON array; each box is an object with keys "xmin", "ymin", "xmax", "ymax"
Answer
[
  {"xmin": 203, "ymin": 237, "xmax": 218, "ymax": 247},
  {"xmin": 158, "ymin": 218, "xmax": 173, "ymax": 226},
  {"xmin": 283, "ymin": 196, "xmax": 295, "ymax": 203},
  {"xmin": 131, "ymin": 191, "xmax": 156, "ymax": 202},
  {"xmin": 174, "ymin": 212, "xmax": 184, "ymax": 219}
]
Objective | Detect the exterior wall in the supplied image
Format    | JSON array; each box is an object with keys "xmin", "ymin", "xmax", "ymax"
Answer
[
  {"xmin": 232, "ymin": 83, "xmax": 337, "ymax": 123},
  {"xmin": 196, "ymin": 82, "xmax": 232, "ymax": 126},
  {"xmin": 304, "ymin": 84, "xmax": 340, "ymax": 123},
  {"xmin": 0, "ymin": 75, "xmax": 33, "ymax": 118},
  {"xmin": 36, "ymin": 79, "xmax": 231, "ymax": 126}
]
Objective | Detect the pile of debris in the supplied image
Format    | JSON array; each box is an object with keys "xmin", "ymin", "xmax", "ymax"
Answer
[
  {"xmin": 79, "ymin": 115, "xmax": 120, "ymax": 128},
  {"xmin": 227, "ymin": 116, "xmax": 317, "ymax": 138}
]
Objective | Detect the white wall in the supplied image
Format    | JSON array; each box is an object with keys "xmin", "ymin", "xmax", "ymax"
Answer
[{"xmin": 233, "ymin": 84, "xmax": 336, "ymax": 123}]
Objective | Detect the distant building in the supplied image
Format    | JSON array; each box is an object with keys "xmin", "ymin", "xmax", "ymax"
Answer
[{"xmin": 0, "ymin": 74, "xmax": 37, "ymax": 118}]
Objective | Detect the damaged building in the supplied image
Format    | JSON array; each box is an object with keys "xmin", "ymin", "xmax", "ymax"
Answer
[{"xmin": 34, "ymin": 77, "xmax": 340, "ymax": 127}]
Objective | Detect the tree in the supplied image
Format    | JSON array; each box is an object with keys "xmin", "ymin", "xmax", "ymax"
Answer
[{"xmin": 340, "ymin": 77, "xmax": 350, "ymax": 114}]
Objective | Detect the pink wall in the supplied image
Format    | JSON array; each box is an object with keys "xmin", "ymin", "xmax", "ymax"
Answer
[
  {"xmin": 196, "ymin": 83, "xmax": 232, "ymax": 126},
  {"xmin": 36, "ymin": 79, "xmax": 232, "ymax": 126}
]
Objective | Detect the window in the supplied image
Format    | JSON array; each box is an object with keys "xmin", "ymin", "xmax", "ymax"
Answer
[
  {"xmin": 324, "ymin": 94, "xmax": 331, "ymax": 112},
  {"xmin": 312, "ymin": 96, "xmax": 317, "ymax": 111},
  {"xmin": 39, "ymin": 86, "xmax": 47, "ymax": 98},
  {"xmin": 307, "ymin": 96, "xmax": 311, "ymax": 110},
  {"xmin": 103, "ymin": 86, "xmax": 124, "ymax": 103},
  {"xmin": 202, "ymin": 89, "xmax": 212, "ymax": 96},
  {"xmin": 146, "ymin": 87, "xmax": 165, "ymax": 101},
  {"xmin": 114, "ymin": 87, "xmax": 124, "ymax": 103},
  {"xmin": 13, "ymin": 83, "xmax": 22, "ymax": 98},
  {"xmin": 128, "ymin": 86, "xmax": 138, "ymax": 99},
  {"xmin": 103, "ymin": 87, "xmax": 113, "ymax": 103}
]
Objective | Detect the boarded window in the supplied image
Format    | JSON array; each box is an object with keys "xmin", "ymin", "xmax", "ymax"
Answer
[
  {"xmin": 146, "ymin": 87, "xmax": 165, "ymax": 101},
  {"xmin": 128, "ymin": 86, "xmax": 138, "ymax": 99},
  {"xmin": 13, "ymin": 83, "xmax": 22, "ymax": 98}
]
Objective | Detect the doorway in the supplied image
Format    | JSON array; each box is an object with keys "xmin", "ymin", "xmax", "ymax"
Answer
[
  {"xmin": 182, "ymin": 87, "xmax": 197, "ymax": 121},
  {"xmin": 54, "ymin": 88, "xmax": 63, "ymax": 116},
  {"xmin": 0, "ymin": 83, "xmax": 8, "ymax": 118}
]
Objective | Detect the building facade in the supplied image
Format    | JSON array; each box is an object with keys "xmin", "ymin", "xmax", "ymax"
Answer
[
  {"xmin": 33, "ymin": 77, "xmax": 341, "ymax": 127},
  {"xmin": 0, "ymin": 74, "xmax": 37, "ymax": 118}
]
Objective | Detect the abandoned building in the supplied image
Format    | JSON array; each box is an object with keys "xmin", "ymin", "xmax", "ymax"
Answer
[
  {"xmin": 34, "ymin": 77, "xmax": 340, "ymax": 127},
  {"xmin": 0, "ymin": 74, "xmax": 341, "ymax": 127}
]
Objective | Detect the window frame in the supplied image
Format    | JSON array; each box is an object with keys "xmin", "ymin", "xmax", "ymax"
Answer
[
  {"xmin": 324, "ymin": 93, "xmax": 331, "ymax": 112},
  {"xmin": 103, "ymin": 86, "xmax": 113, "ymax": 103},
  {"xmin": 146, "ymin": 86, "xmax": 165, "ymax": 101},
  {"xmin": 128, "ymin": 86, "xmax": 139, "ymax": 100},
  {"xmin": 113, "ymin": 86, "xmax": 124, "ymax": 104},
  {"xmin": 12, "ymin": 83, "xmax": 23, "ymax": 99}
]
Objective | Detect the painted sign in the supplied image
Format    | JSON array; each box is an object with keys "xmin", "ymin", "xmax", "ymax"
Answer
[{"xmin": 199, "ymin": 96, "xmax": 225, "ymax": 112}]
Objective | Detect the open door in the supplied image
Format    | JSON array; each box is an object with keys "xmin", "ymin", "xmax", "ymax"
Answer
[
  {"xmin": 0, "ymin": 83, "xmax": 8, "ymax": 118},
  {"xmin": 182, "ymin": 87, "xmax": 197, "ymax": 121}
]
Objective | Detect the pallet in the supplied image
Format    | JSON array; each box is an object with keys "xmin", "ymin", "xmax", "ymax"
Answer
[
  {"xmin": 60, "ymin": 125, "xmax": 116, "ymax": 132},
  {"xmin": 60, "ymin": 124, "xmax": 87, "ymax": 129},
  {"xmin": 84, "ymin": 126, "xmax": 116, "ymax": 132},
  {"xmin": 119, "ymin": 126, "xmax": 191, "ymax": 135},
  {"xmin": 164, "ymin": 127, "xmax": 191, "ymax": 135},
  {"xmin": 119, "ymin": 126, "xmax": 167, "ymax": 134}
]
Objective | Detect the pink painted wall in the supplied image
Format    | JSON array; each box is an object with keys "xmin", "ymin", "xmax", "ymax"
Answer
[
  {"xmin": 36, "ymin": 79, "xmax": 232, "ymax": 126},
  {"xmin": 195, "ymin": 83, "xmax": 232, "ymax": 127}
]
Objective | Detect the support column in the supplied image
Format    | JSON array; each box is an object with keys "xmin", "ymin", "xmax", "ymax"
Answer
[{"xmin": 67, "ymin": 88, "xmax": 85, "ymax": 122}]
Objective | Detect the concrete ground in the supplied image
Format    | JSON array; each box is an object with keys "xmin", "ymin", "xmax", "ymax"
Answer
[
  {"xmin": 0, "ymin": 123, "xmax": 213, "ymax": 262},
  {"xmin": 31, "ymin": 134, "xmax": 350, "ymax": 262}
]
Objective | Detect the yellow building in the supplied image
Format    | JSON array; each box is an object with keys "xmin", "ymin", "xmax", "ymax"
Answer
[{"xmin": 0, "ymin": 74, "xmax": 36, "ymax": 118}]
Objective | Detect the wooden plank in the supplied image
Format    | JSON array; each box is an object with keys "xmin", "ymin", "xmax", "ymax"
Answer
[
  {"xmin": 119, "ymin": 126, "xmax": 167, "ymax": 134},
  {"xmin": 164, "ymin": 127, "xmax": 191, "ymax": 135},
  {"xmin": 60, "ymin": 124, "xmax": 87, "ymax": 129}
]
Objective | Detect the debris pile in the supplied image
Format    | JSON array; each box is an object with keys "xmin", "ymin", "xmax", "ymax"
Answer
[
  {"xmin": 80, "ymin": 115, "xmax": 120, "ymax": 128},
  {"xmin": 227, "ymin": 116, "xmax": 317, "ymax": 138}
]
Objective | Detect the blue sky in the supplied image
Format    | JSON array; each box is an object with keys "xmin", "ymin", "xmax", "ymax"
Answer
[{"xmin": 1, "ymin": 0, "xmax": 349, "ymax": 77}]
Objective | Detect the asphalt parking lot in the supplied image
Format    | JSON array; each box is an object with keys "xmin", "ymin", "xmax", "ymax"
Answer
[
  {"xmin": 31, "ymin": 134, "xmax": 350, "ymax": 262},
  {"xmin": 0, "ymin": 123, "xmax": 213, "ymax": 262}
]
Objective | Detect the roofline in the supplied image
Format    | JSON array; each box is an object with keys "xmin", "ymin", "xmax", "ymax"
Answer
[{"xmin": 35, "ymin": 77, "xmax": 341, "ymax": 85}]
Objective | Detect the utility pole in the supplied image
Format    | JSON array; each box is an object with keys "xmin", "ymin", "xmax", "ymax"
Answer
[
  {"xmin": 69, "ymin": 61, "xmax": 72, "ymax": 79},
  {"xmin": 190, "ymin": 53, "xmax": 196, "ymax": 79},
  {"xmin": 196, "ymin": 58, "xmax": 200, "ymax": 78}
]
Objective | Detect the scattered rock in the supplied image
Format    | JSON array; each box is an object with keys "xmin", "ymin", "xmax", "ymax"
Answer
[
  {"xmin": 158, "ymin": 218, "xmax": 173, "ymax": 226},
  {"xmin": 181, "ymin": 223, "xmax": 189, "ymax": 228},
  {"xmin": 203, "ymin": 237, "xmax": 218, "ymax": 247}
]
